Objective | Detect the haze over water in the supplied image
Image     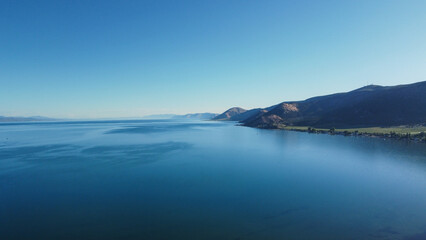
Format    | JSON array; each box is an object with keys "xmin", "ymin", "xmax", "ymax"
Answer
[{"xmin": 1, "ymin": 120, "xmax": 426, "ymax": 240}]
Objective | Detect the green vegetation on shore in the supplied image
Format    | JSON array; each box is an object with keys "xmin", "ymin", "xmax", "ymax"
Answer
[{"xmin": 275, "ymin": 125, "xmax": 426, "ymax": 143}]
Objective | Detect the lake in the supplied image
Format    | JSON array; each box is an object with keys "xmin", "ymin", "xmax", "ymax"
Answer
[{"xmin": 1, "ymin": 120, "xmax": 425, "ymax": 240}]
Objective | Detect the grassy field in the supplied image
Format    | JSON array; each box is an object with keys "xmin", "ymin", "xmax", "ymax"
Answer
[{"xmin": 278, "ymin": 125, "xmax": 426, "ymax": 135}]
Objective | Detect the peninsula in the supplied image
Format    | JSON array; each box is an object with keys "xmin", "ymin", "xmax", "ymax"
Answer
[{"xmin": 214, "ymin": 81, "xmax": 426, "ymax": 142}]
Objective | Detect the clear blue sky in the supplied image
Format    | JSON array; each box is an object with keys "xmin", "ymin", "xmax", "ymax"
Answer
[{"xmin": 1, "ymin": 0, "xmax": 425, "ymax": 118}]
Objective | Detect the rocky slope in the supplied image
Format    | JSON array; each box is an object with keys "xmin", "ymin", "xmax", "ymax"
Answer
[
  {"xmin": 215, "ymin": 81, "xmax": 426, "ymax": 128},
  {"xmin": 212, "ymin": 107, "xmax": 247, "ymax": 120}
]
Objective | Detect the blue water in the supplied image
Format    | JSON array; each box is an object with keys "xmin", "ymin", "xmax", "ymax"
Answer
[{"xmin": 1, "ymin": 120, "xmax": 426, "ymax": 240}]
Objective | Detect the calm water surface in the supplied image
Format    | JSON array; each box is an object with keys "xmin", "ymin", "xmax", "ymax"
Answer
[{"xmin": 1, "ymin": 120, "xmax": 426, "ymax": 240}]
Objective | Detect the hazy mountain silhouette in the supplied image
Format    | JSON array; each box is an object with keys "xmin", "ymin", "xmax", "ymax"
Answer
[
  {"xmin": 0, "ymin": 116, "xmax": 54, "ymax": 122},
  {"xmin": 173, "ymin": 113, "xmax": 218, "ymax": 120}
]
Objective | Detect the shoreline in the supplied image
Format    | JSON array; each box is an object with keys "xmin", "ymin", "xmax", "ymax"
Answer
[{"xmin": 240, "ymin": 124, "xmax": 426, "ymax": 143}]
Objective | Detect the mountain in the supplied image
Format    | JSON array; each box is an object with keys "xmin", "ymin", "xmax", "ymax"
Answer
[
  {"xmin": 143, "ymin": 113, "xmax": 218, "ymax": 120},
  {"xmin": 0, "ymin": 116, "xmax": 54, "ymax": 122},
  {"xmin": 227, "ymin": 108, "xmax": 264, "ymax": 121},
  {"xmin": 215, "ymin": 81, "xmax": 426, "ymax": 128},
  {"xmin": 212, "ymin": 107, "xmax": 247, "ymax": 120},
  {"xmin": 173, "ymin": 113, "xmax": 218, "ymax": 120}
]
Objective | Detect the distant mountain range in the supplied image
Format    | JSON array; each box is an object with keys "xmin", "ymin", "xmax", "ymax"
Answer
[
  {"xmin": 213, "ymin": 81, "xmax": 426, "ymax": 129},
  {"xmin": 0, "ymin": 116, "xmax": 54, "ymax": 122},
  {"xmin": 142, "ymin": 114, "xmax": 178, "ymax": 119},
  {"xmin": 1, "ymin": 113, "xmax": 219, "ymax": 123},
  {"xmin": 143, "ymin": 113, "xmax": 218, "ymax": 120},
  {"xmin": 173, "ymin": 113, "xmax": 218, "ymax": 120}
]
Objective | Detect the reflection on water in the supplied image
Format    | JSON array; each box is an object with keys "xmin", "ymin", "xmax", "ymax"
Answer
[{"xmin": 0, "ymin": 120, "xmax": 425, "ymax": 240}]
